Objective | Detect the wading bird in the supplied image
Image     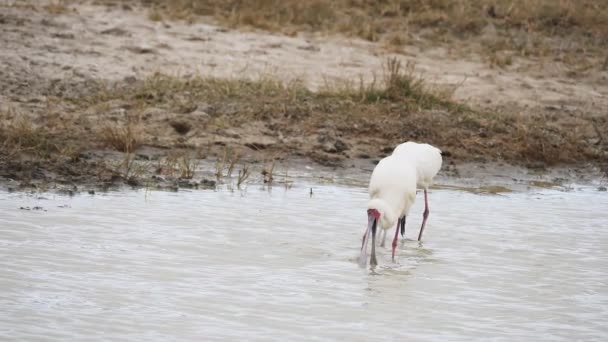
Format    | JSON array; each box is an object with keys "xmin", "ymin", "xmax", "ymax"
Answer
[
  {"xmin": 393, "ymin": 142, "xmax": 442, "ymax": 241},
  {"xmin": 359, "ymin": 153, "xmax": 417, "ymax": 267}
]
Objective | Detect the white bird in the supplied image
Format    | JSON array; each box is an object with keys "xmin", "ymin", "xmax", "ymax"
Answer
[
  {"xmin": 392, "ymin": 141, "xmax": 442, "ymax": 241},
  {"xmin": 359, "ymin": 153, "xmax": 417, "ymax": 267}
]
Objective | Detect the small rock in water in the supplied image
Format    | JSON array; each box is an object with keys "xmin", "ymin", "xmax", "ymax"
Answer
[
  {"xmin": 110, "ymin": 175, "xmax": 123, "ymax": 183},
  {"xmin": 58, "ymin": 189, "xmax": 75, "ymax": 196},
  {"xmin": 177, "ymin": 179, "xmax": 199, "ymax": 189},
  {"xmin": 20, "ymin": 206, "xmax": 46, "ymax": 211},
  {"xmin": 598, "ymin": 186, "xmax": 607, "ymax": 192},
  {"xmin": 200, "ymin": 179, "xmax": 216, "ymax": 189},
  {"xmin": 126, "ymin": 176, "xmax": 140, "ymax": 187}
]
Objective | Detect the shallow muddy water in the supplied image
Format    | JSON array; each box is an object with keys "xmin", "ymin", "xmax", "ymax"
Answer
[{"xmin": 1, "ymin": 183, "xmax": 607, "ymax": 341}]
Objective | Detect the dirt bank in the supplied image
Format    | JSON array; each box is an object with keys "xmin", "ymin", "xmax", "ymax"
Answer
[{"xmin": 1, "ymin": 1, "xmax": 607, "ymax": 191}]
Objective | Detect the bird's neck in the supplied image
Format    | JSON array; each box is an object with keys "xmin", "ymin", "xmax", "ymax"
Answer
[{"xmin": 367, "ymin": 198, "xmax": 397, "ymax": 228}]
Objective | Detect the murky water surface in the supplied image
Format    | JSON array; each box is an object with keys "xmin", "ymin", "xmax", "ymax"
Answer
[{"xmin": 1, "ymin": 184, "xmax": 607, "ymax": 341}]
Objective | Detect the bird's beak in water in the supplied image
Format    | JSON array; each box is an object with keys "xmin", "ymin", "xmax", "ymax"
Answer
[{"xmin": 358, "ymin": 216, "xmax": 375, "ymax": 267}]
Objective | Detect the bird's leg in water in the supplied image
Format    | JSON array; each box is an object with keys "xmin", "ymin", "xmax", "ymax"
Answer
[
  {"xmin": 392, "ymin": 217, "xmax": 403, "ymax": 261},
  {"xmin": 380, "ymin": 229, "xmax": 387, "ymax": 247},
  {"xmin": 400, "ymin": 215, "xmax": 406, "ymax": 237},
  {"xmin": 370, "ymin": 219, "xmax": 378, "ymax": 266},
  {"xmin": 418, "ymin": 189, "xmax": 430, "ymax": 241}
]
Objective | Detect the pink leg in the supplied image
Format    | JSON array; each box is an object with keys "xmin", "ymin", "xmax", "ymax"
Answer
[
  {"xmin": 392, "ymin": 219, "xmax": 400, "ymax": 261},
  {"xmin": 417, "ymin": 189, "xmax": 430, "ymax": 241}
]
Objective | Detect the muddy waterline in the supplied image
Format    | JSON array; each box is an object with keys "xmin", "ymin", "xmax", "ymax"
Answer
[{"xmin": 1, "ymin": 182, "xmax": 607, "ymax": 340}]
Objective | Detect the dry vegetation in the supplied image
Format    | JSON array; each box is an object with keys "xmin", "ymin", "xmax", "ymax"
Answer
[
  {"xmin": 0, "ymin": 111, "xmax": 105, "ymax": 186},
  {"xmin": 99, "ymin": 122, "xmax": 141, "ymax": 153},
  {"xmin": 87, "ymin": 58, "xmax": 601, "ymax": 164},
  {"xmin": 1, "ymin": 0, "xmax": 607, "ymax": 189},
  {"xmin": 1, "ymin": 56, "xmax": 605, "ymax": 188},
  {"xmin": 139, "ymin": 0, "xmax": 608, "ymax": 66}
]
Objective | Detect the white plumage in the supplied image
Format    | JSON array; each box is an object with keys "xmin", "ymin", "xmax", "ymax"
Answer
[
  {"xmin": 359, "ymin": 153, "xmax": 417, "ymax": 267},
  {"xmin": 393, "ymin": 141, "xmax": 442, "ymax": 241},
  {"xmin": 359, "ymin": 141, "xmax": 442, "ymax": 267},
  {"xmin": 392, "ymin": 142, "xmax": 442, "ymax": 190}
]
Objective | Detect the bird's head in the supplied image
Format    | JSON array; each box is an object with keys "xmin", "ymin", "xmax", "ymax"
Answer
[
  {"xmin": 367, "ymin": 208, "xmax": 381, "ymax": 221},
  {"xmin": 367, "ymin": 198, "xmax": 395, "ymax": 230}
]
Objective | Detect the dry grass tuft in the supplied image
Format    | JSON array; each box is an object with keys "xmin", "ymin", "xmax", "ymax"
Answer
[
  {"xmin": 44, "ymin": 0, "xmax": 71, "ymax": 14},
  {"xmin": 177, "ymin": 152, "xmax": 199, "ymax": 179},
  {"xmin": 237, "ymin": 164, "xmax": 251, "ymax": 189},
  {"xmin": 155, "ymin": 150, "xmax": 201, "ymax": 179},
  {"xmin": 0, "ymin": 114, "xmax": 56, "ymax": 158},
  {"xmin": 98, "ymin": 122, "xmax": 141, "ymax": 153},
  {"xmin": 319, "ymin": 57, "xmax": 462, "ymax": 112},
  {"xmin": 110, "ymin": 152, "xmax": 149, "ymax": 182},
  {"xmin": 214, "ymin": 147, "xmax": 228, "ymax": 181},
  {"xmin": 262, "ymin": 155, "xmax": 278, "ymax": 184},
  {"xmin": 148, "ymin": 9, "xmax": 163, "ymax": 22},
  {"xmin": 226, "ymin": 149, "xmax": 240, "ymax": 178},
  {"xmin": 214, "ymin": 147, "xmax": 241, "ymax": 181}
]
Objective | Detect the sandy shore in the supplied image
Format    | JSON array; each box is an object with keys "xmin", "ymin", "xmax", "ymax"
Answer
[{"xmin": 1, "ymin": 1, "xmax": 606, "ymax": 191}]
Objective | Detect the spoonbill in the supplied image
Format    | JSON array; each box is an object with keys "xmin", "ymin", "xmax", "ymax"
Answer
[
  {"xmin": 360, "ymin": 153, "xmax": 417, "ymax": 267},
  {"xmin": 393, "ymin": 142, "xmax": 442, "ymax": 241}
]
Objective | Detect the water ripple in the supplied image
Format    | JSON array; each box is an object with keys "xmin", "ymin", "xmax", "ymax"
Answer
[{"xmin": 1, "ymin": 185, "xmax": 607, "ymax": 341}]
